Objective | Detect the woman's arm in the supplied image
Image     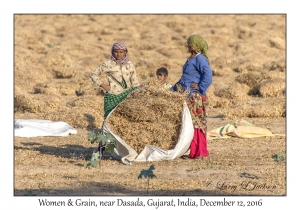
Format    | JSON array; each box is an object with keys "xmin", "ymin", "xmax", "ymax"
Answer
[
  {"xmin": 198, "ymin": 56, "xmax": 212, "ymax": 95},
  {"xmin": 90, "ymin": 63, "xmax": 111, "ymax": 91}
]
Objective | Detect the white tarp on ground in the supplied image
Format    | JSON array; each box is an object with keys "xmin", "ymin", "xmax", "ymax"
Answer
[
  {"xmin": 14, "ymin": 119, "xmax": 77, "ymax": 137},
  {"xmin": 102, "ymin": 101, "xmax": 194, "ymax": 164}
]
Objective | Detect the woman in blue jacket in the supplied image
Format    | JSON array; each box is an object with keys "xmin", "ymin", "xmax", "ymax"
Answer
[{"xmin": 172, "ymin": 34, "xmax": 212, "ymax": 158}]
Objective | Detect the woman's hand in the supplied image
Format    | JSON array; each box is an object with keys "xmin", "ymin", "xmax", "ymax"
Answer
[
  {"xmin": 190, "ymin": 82, "xmax": 199, "ymax": 90},
  {"xmin": 100, "ymin": 84, "xmax": 111, "ymax": 91}
]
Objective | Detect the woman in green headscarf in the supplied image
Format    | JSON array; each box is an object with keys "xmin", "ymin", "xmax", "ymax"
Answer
[{"xmin": 171, "ymin": 34, "xmax": 212, "ymax": 158}]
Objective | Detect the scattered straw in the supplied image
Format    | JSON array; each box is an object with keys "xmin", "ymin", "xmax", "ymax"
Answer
[
  {"xmin": 14, "ymin": 92, "xmax": 65, "ymax": 114},
  {"xmin": 212, "ymin": 67, "xmax": 233, "ymax": 76},
  {"xmin": 224, "ymin": 97, "xmax": 286, "ymax": 119},
  {"xmin": 43, "ymin": 95, "xmax": 105, "ymax": 129},
  {"xmin": 261, "ymin": 71, "xmax": 286, "ymax": 80},
  {"xmin": 214, "ymin": 86, "xmax": 247, "ymax": 105},
  {"xmin": 39, "ymin": 53, "xmax": 76, "ymax": 79},
  {"xmin": 235, "ymin": 72, "xmax": 262, "ymax": 88},
  {"xmin": 251, "ymin": 78, "xmax": 286, "ymax": 98},
  {"xmin": 236, "ymin": 63, "xmax": 261, "ymax": 73}
]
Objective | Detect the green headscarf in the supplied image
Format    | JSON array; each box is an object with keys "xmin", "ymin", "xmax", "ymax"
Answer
[{"xmin": 187, "ymin": 34, "xmax": 209, "ymax": 61}]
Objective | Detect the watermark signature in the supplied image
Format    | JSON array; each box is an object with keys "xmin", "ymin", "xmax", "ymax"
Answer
[{"xmin": 206, "ymin": 181, "xmax": 276, "ymax": 192}]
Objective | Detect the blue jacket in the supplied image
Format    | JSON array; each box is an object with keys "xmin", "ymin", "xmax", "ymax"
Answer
[{"xmin": 172, "ymin": 53, "xmax": 212, "ymax": 95}]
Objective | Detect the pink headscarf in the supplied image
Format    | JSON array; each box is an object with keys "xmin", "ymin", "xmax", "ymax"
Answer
[{"xmin": 111, "ymin": 41, "xmax": 129, "ymax": 65}]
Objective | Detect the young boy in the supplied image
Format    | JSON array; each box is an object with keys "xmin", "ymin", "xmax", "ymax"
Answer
[{"xmin": 156, "ymin": 67, "xmax": 172, "ymax": 90}]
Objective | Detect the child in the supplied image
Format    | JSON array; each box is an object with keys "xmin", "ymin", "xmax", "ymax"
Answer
[
  {"xmin": 90, "ymin": 41, "xmax": 140, "ymax": 120},
  {"xmin": 156, "ymin": 67, "xmax": 172, "ymax": 90}
]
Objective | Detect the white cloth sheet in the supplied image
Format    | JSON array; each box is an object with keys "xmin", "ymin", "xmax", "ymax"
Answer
[{"xmin": 14, "ymin": 119, "xmax": 77, "ymax": 137}]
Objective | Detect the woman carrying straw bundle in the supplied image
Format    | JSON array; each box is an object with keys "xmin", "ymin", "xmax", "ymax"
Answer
[
  {"xmin": 90, "ymin": 41, "xmax": 140, "ymax": 120},
  {"xmin": 171, "ymin": 34, "xmax": 212, "ymax": 158}
]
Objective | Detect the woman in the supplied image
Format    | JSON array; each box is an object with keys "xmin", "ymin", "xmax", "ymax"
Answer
[
  {"xmin": 90, "ymin": 41, "xmax": 140, "ymax": 120},
  {"xmin": 171, "ymin": 34, "xmax": 212, "ymax": 158}
]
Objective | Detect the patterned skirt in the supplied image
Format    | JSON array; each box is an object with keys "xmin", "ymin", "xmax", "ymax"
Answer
[
  {"xmin": 186, "ymin": 92, "xmax": 209, "ymax": 158},
  {"xmin": 186, "ymin": 92, "xmax": 209, "ymax": 134},
  {"xmin": 104, "ymin": 87, "xmax": 137, "ymax": 119}
]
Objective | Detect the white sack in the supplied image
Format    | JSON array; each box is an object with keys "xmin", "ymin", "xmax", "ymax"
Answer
[{"xmin": 14, "ymin": 119, "xmax": 77, "ymax": 137}]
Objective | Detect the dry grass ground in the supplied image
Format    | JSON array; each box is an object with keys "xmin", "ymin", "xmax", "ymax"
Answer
[{"xmin": 14, "ymin": 117, "xmax": 286, "ymax": 196}]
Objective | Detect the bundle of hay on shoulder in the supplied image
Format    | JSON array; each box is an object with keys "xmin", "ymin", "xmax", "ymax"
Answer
[{"xmin": 105, "ymin": 79, "xmax": 188, "ymax": 154}]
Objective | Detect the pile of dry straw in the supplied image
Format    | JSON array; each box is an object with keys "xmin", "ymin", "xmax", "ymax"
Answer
[{"xmin": 105, "ymin": 79, "xmax": 188, "ymax": 153}]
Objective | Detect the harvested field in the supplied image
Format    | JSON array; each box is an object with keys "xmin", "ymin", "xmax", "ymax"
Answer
[{"xmin": 14, "ymin": 14, "xmax": 286, "ymax": 198}]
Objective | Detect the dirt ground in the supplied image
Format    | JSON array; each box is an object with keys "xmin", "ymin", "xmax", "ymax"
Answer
[
  {"xmin": 14, "ymin": 117, "xmax": 286, "ymax": 196},
  {"xmin": 14, "ymin": 14, "xmax": 286, "ymax": 196}
]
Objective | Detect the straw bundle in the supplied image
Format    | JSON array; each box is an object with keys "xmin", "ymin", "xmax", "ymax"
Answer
[
  {"xmin": 157, "ymin": 47, "xmax": 183, "ymax": 59},
  {"xmin": 212, "ymin": 67, "xmax": 233, "ymax": 76},
  {"xmin": 33, "ymin": 80, "xmax": 95, "ymax": 96},
  {"xmin": 66, "ymin": 95, "xmax": 104, "ymax": 110},
  {"xmin": 224, "ymin": 97, "xmax": 286, "ymax": 119},
  {"xmin": 14, "ymin": 92, "xmax": 65, "ymax": 113},
  {"xmin": 41, "ymin": 95, "xmax": 104, "ymax": 129},
  {"xmin": 208, "ymin": 82, "xmax": 250, "ymax": 107},
  {"xmin": 206, "ymin": 85, "xmax": 230, "ymax": 108},
  {"xmin": 214, "ymin": 86, "xmax": 248, "ymax": 105},
  {"xmin": 105, "ymin": 80, "xmax": 188, "ymax": 153},
  {"xmin": 210, "ymin": 96, "xmax": 231, "ymax": 108},
  {"xmin": 205, "ymin": 85, "xmax": 217, "ymax": 106},
  {"xmin": 251, "ymin": 78, "xmax": 286, "ymax": 98},
  {"xmin": 76, "ymin": 82, "xmax": 103, "ymax": 96},
  {"xmin": 43, "ymin": 107, "xmax": 104, "ymax": 129},
  {"xmin": 269, "ymin": 62, "xmax": 286, "ymax": 72},
  {"xmin": 269, "ymin": 37, "xmax": 285, "ymax": 50},
  {"xmin": 235, "ymin": 63, "xmax": 261, "ymax": 73},
  {"xmin": 235, "ymin": 72, "xmax": 262, "ymax": 88},
  {"xmin": 261, "ymin": 71, "xmax": 286, "ymax": 80},
  {"xmin": 212, "ymin": 57, "xmax": 228, "ymax": 68},
  {"xmin": 39, "ymin": 53, "xmax": 76, "ymax": 79},
  {"xmin": 33, "ymin": 82, "xmax": 60, "ymax": 95}
]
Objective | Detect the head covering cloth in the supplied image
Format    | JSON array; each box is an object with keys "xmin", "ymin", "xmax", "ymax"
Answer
[
  {"xmin": 111, "ymin": 41, "xmax": 129, "ymax": 65},
  {"xmin": 187, "ymin": 35, "xmax": 209, "ymax": 61}
]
